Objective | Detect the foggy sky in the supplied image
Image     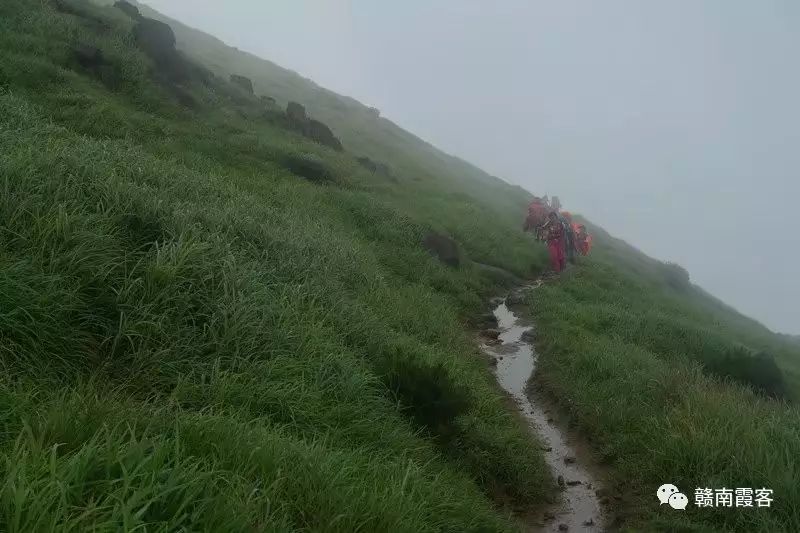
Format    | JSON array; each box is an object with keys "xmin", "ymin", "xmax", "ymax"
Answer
[{"xmin": 144, "ymin": 0, "xmax": 800, "ymax": 335}]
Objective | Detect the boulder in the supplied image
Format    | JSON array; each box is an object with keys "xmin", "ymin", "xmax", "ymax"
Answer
[
  {"xmin": 230, "ymin": 74, "xmax": 254, "ymax": 95},
  {"xmin": 303, "ymin": 119, "xmax": 343, "ymax": 151},
  {"xmin": 133, "ymin": 17, "xmax": 187, "ymax": 81},
  {"xmin": 114, "ymin": 0, "xmax": 141, "ymax": 19},
  {"xmin": 260, "ymin": 95, "xmax": 276, "ymax": 107},
  {"xmin": 74, "ymin": 43, "xmax": 104, "ymax": 69},
  {"xmin": 422, "ymin": 232, "xmax": 460, "ymax": 268},
  {"xmin": 286, "ymin": 101, "xmax": 307, "ymax": 122}
]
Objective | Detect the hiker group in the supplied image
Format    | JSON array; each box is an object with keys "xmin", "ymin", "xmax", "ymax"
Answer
[{"xmin": 523, "ymin": 195, "xmax": 592, "ymax": 273}]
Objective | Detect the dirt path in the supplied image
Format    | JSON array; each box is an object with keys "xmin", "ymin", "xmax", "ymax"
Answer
[{"xmin": 481, "ymin": 283, "xmax": 606, "ymax": 532}]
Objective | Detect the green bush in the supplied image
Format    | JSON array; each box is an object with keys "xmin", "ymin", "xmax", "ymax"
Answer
[{"xmin": 705, "ymin": 346, "xmax": 788, "ymax": 400}]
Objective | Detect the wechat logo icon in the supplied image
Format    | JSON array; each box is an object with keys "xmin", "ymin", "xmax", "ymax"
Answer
[{"xmin": 658, "ymin": 484, "xmax": 688, "ymax": 510}]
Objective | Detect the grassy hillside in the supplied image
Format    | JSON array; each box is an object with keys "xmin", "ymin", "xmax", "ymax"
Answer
[
  {"xmin": 530, "ymin": 222, "xmax": 800, "ymax": 531},
  {"xmin": 2, "ymin": 0, "xmax": 800, "ymax": 531},
  {"xmin": 0, "ymin": 0, "xmax": 554, "ymax": 530}
]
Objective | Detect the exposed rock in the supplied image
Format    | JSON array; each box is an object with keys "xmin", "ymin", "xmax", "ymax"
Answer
[
  {"xmin": 230, "ymin": 74, "xmax": 254, "ymax": 95},
  {"xmin": 566, "ymin": 480, "xmax": 582, "ymax": 486},
  {"xmin": 488, "ymin": 358, "xmax": 498, "ymax": 367},
  {"xmin": 367, "ymin": 106, "xmax": 380, "ymax": 117},
  {"xmin": 558, "ymin": 524, "xmax": 568, "ymax": 531},
  {"xmin": 304, "ymin": 119, "xmax": 343, "ymax": 152},
  {"xmin": 583, "ymin": 519, "xmax": 594, "ymax": 527},
  {"xmin": 544, "ymin": 511, "xmax": 556, "ymax": 520},
  {"xmin": 114, "ymin": 0, "xmax": 141, "ymax": 19},
  {"xmin": 260, "ymin": 95, "xmax": 277, "ymax": 107},
  {"xmin": 422, "ymin": 232, "xmax": 460, "ymax": 268},
  {"xmin": 133, "ymin": 17, "xmax": 187, "ymax": 81},
  {"xmin": 74, "ymin": 43, "xmax": 104, "ymax": 69},
  {"xmin": 547, "ymin": 417, "xmax": 554, "ymax": 423},
  {"xmin": 557, "ymin": 475, "xmax": 565, "ymax": 487},
  {"xmin": 284, "ymin": 102, "xmax": 343, "ymax": 151},
  {"xmin": 540, "ymin": 445, "xmax": 552, "ymax": 452},
  {"xmin": 521, "ymin": 330, "xmax": 536, "ymax": 342},
  {"xmin": 564, "ymin": 456, "xmax": 576, "ymax": 464},
  {"xmin": 286, "ymin": 101, "xmax": 307, "ymax": 122}
]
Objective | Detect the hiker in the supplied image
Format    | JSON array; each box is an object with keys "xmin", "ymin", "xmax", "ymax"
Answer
[
  {"xmin": 575, "ymin": 224, "xmax": 592, "ymax": 255},
  {"xmin": 523, "ymin": 197, "xmax": 549, "ymax": 241},
  {"xmin": 560, "ymin": 211, "xmax": 577, "ymax": 264},
  {"xmin": 543, "ymin": 211, "xmax": 566, "ymax": 272}
]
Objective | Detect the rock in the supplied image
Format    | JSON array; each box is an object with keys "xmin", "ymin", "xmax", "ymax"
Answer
[
  {"xmin": 557, "ymin": 475, "xmax": 565, "ymax": 487},
  {"xmin": 286, "ymin": 101, "xmax": 307, "ymax": 122},
  {"xmin": 74, "ymin": 43, "xmax": 104, "ymax": 69},
  {"xmin": 422, "ymin": 232, "xmax": 460, "ymax": 268},
  {"xmin": 133, "ymin": 17, "xmax": 187, "ymax": 81},
  {"xmin": 114, "ymin": 0, "xmax": 141, "ymax": 19},
  {"xmin": 230, "ymin": 74, "xmax": 254, "ymax": 94},
  {"xmin": 563, "ymin": 456, "xmax": 576, "ymax": 465},
  {"xmin": 544, "ymin": 511, "xmax": 556, "ymax": 520},
  {"xmin": 261, "ymin": 95, "xmax": 276, "ymax": 106},
  {"xmin": 540, "ymin": 445, "xmax": 552, "ymax": 452},
  {"xmin": 303, "ymin": 119, "xmax": 343, "ymax": 151},
  {"xmin": 558, "ymin": 524, "xmax": 568, "ymax": 532},
  {"xmin": 566, "ymin": 480, "xmax": 582, "ymax": 486},
  {"xmin": 488, "ymin": 358, "xmax": 498, "ymax": 367},
  {"xmin": 583, "ymin": 519, "xmax": 594, "ymax": 527},
  {"xmin": 520, "ymin": 330, "xmax": 536, "ymax": 342},
  {"xmin": 480, "ymin": 329, "xmax": 501, "ymax": 340},
  {"xmin": 547, "ymin": 417, "xmax": 554, "ymax": 423},
  {"xmin": 600, "ymin": 497, "xmax": 610, "ymax": 505},
  {"xmin": 367, "ymin": 106, "xmax": 380, "ymax": 117},
  {"xmin": 375, "ymin": 162, "xmax": 392, "ymax": 176},
  {"xmin": 587, "ymin": 483, "xmax": 593, "ymax": 490}
]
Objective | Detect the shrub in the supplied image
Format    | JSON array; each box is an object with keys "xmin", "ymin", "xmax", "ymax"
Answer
[
  {"xmin": 705, "ymin": 346, "xmax": 788, "ymax": 400},
  {"xmin": 661, "ymin": 261, "xmax": 690, "ymax": 291},
  {"xmin": 375, "ymin": 339, "xmax": 471, "ymax": 441}
]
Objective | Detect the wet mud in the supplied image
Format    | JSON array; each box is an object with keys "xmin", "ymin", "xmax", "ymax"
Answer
[{"xmin": 482, "ymin": 288, "xmax": 605, "ymax": 531}]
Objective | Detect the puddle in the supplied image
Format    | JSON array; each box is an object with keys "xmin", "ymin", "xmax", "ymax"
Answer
[{"xmin": 483, "ymin": 293, "xmax": 604, "ymax": 532}]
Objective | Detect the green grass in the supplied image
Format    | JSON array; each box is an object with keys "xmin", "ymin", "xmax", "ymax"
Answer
[
  {"xmin": 0, "ymin": 0, "xmax": 554, "ymax": 530},
  {"xmin": 4, "ymin": 0, "xmax": 799, "ymax": 531},
  {"xmin": 528, "ymin": 226, "xmax": 800, "ymax": 531}
]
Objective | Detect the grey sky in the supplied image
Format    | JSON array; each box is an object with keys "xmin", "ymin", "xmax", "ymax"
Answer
[{"xmin": 144, "ymin": 0, "xmax": 799, "ymax": 334}]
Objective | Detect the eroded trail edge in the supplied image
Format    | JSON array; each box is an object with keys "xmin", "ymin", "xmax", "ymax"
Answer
[{"xmin": 482, "ymin": 284, "xmax": 605, "ymax": 532}]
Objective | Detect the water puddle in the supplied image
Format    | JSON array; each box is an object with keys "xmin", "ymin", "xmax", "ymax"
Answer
[{"xmin": 483, "ymin": 291, "xmax": 604, "ymax": 531}]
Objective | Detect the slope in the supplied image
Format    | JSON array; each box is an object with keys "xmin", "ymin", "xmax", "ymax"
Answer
[
  {"xmin": 529, "ymin": 219, "xmax": 800, "ymax": 531},
  {"xmin": 0, "ymin": 0, "xmax": 553, "ymax": 530}
]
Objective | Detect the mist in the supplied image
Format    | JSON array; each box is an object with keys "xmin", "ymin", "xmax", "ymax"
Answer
[{"xmin": 144, "ymin": 0, "xmax": 800, "ymax": 335}]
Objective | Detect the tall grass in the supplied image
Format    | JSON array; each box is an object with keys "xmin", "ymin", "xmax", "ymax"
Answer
[
  {"xmin": 0, "ymin": 0, "xmax": 553, "ymax": 530},
  {"xmin": 529, "ymin": 240, "xmax": 800, "ymax": 531}
]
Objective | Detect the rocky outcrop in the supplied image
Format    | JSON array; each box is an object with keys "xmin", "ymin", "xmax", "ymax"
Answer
[
  {"xmin": 422, "ymin": 232, "xmax": 460, "ymax": 268},
  {"xmin": 114, "ymin": 0, "xmax": 141, "ymax": 19},
  {"xmin": 230, "ymin": 74, "xmax": 254, "ymax": 95},
  {"xmin": 285, "ymin": 102, "xmax": 343, "ymax": 152},
  {"xmin": 286, "ymin": 101, "xmax": 307, "ymax": 122},
  {"xmin": 132, "ymin": 17, "xmax": 188, "ymax": 81}
]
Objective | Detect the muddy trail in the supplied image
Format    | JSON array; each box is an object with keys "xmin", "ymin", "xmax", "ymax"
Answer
[{"xmin": 481, "ymin": 283, "xmax": 606, "ymax": 532}]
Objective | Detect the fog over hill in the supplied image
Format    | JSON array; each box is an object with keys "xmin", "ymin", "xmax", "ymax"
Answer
[{"xmin": 145, "ymin": 0, "xmax": 800, "ymax": 334}]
